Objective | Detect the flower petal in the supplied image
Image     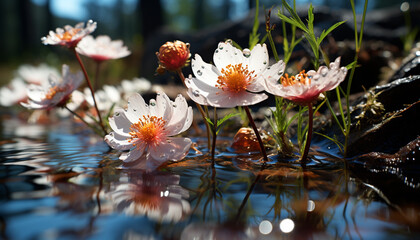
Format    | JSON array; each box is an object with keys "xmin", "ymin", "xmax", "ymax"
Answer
[
  {"xmin": 191, "ymin": 54, "xmax": 220, "ymax": 85},
  {"xmin": 104, "ymin": 131, "xmax": 133, "ymax": 151},
  {"xmin": 125, "ymin": 93, "xmax": 149, "ymax": 123},
  {"xmin": 149, "ymin": 137, "xmax": 192, "ymax": 162},
  {"xmin": 213, "ymin": 42, "xmax": 244, "ymax": 72},
  {"xmin": 119, "ymin": 143, "xmax": 146, "ymax": 162},
  {"xmin": 248, "ymin": 44, "xmax": 269, "ymax": 74}
]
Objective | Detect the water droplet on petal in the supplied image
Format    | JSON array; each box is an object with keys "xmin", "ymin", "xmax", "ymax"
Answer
[
  {"xmin": 173, "ymin": 104, "xmax": 177, "ymax": 108},
  {"xmin": 277, "ymin": 70, "xmax": 283, "ymax": 75},
  {"xmin": 114, "ymin": 112, "xmax": 120, "ymax": 117},
  {"xmin": 170, "ymin": 149, "xmax": 176, "ymax": 153},
  {"xmin": 321, "ymin": 68, "xmax": 328, "ymax": 76},
  {"xmin": 201, "ymin": 65, "xmax": 205, "ymax": 69},
  {"xmin": 193, "ymin": 90, "xmax": 200, "ymax": 97},
  {"xmin": 225, "ymin": 39, "xmax": 233, "ymax": 45},
  {"xmin": 160, "ymin": 153, "xmax": 166, "ymax": 158},
  {"xmin": 197, "ymin": 70, "xmax": 202, "ymax": 76},
  {"xmin": 167, "ymin": 139, "xmax": 172, "ymax": 143},
  {"xmin": 219, "ymin": 45, "xmax": 224, "ymax": 50},
  {"xmin": 263, "ymin": 61, "xmax": 267, "ymax": 65},
  {"xmin": 215, "ymin": 49, "xmax": 219, "ymax": 53},
  {"xmin": 243, "ymin": 49, "xmax": 251, "ymax": 58}
]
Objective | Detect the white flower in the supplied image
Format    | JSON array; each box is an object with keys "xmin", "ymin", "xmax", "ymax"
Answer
[
  {"xmin": 105, "ymin": 92, "xmax": 193, "ymax": 169},
  {"xmin": 265, "ymin": 57, "xmax": 347, "ymax": 104},
  {"xmin": 84, "ymin": 85, "xmax": 121, "ymax": 111},
  {"xmin": 0, "ymin": 78, "xmax": 28, "ymax": 107},
  {"xmin": 16, "ymin": 63, "xmax": 60, "ymax": 85},
  {"xmin": 41, "ymin": 20, "xmax": 97, "ymax": 48},
  {"xmin": 119, "ymin": 78, "xmax": 152, "ymax": 100},
  {"xmin": 21, "ymin": 65, "xmax": 83, "ymax": 110},
  {"xmin": 186, "ymin": 42, "xmax": 285, "ymax": 108},
  {"xmin": 76, "ymin": 35, "xmax": 131, "ymax": 61},
  {"xmin": 109, "ymin": 172, "xmax": 190, "ymax": 222}
]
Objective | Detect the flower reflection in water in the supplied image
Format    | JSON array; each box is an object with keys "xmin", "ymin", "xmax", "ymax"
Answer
[{"xmin": 108, "ymin": 170, "xmax": 190, "ymax": 222}]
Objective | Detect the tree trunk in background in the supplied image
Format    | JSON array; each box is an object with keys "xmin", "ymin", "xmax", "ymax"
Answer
[
  {"xmin": 194, "ymin": 0, "xmax": 205, "ymax": 30},
  {"xmin": 138, "ymin": 0, "xmax": 164, "ymax": 40},
  {"xmin": 18, "ymin": 0, "xmax": 33, "ymax": 56},
  {"xmin": 222, "ymin": 0, "xmax": 231, "ymax": 21},
  {"xmin": 46, "ymin": 0, "xmax": 54, "ymax": 32},
  {"xmin": 249, "ymin": 0, "xmax": 255, "ymax": 10}
]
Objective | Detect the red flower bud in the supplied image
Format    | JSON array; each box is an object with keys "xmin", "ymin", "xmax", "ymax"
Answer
[{"xmin": 156, "ymin": 40, "xmax": 190, "ymax": 72}]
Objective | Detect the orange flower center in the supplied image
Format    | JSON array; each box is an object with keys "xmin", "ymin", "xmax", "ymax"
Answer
[
  {"xmin": 129, "ymin": 116, "xmax": 166, "ymax": 146},
  {"xmin": 280, "ymin": 70, "xmax": 311, "ymax": 86},
  {"xmin": 44, "ymin": 85, "xmax": 68, "ymax": 100},
  {"xmin": 131, "ymin": 190, "xmax": 160, "ymax": 210},
  {"xmin": 57, "ymin": 29, "xmax": 81, "ymax": 41},
  {"xmin": 216, "ymin": 64, "xmax": 255, "ymax": 93}
]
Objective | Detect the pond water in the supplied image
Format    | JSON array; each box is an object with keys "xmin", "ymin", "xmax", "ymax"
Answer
[{"xmin": 0, "ymin": 116, "xmax": 419, "ymax": 239}]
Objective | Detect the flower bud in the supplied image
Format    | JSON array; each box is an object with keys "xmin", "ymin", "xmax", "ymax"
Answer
[{"xmin": 156, "ymin": 40, "xmax": 190, "ymax": 73}]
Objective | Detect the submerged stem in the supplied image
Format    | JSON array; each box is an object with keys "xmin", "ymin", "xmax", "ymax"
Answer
[
  {"xmin": 244, "ymin": 106, "xmax": 269, "ymax": 162},
  {"xmin": 211, "ymin": 107, "xmax": 218, "ymax": 163},
  {"xmin": 73, "ymin": 48, "xmax": 107, "ymax": 136},
  {"xmin": 300, "ymin": 103, "xmax": 313, "ymax": 166}
]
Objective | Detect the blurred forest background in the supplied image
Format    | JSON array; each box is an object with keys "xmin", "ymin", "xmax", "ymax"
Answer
[{"xmin": 0, "ymin": 0, "xmax": 417, "ymax": 87}]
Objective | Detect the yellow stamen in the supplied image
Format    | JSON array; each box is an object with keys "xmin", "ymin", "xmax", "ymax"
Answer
[
  {"xmin": 216, "ymin": 64, "xmax": 255, "ymax": 93},
  {"xmin": 57, "ymin": 29, "xmax": 81, "ymax": 41},
  {"xmin": 129, "ymin": 116, "xmax": 166, "ymax": 146},
  {"xmin": 280, "ymin": 70, "xmax": 310, "ymax": 86},
  {"xmin": 45, "ymin": 86, "xmax": 67, "ymax": 100}
]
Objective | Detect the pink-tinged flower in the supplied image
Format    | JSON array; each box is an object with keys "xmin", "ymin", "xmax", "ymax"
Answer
[
  {"xmin": 0, "ymin": 78, "xmax": 28, "ymax": 107},
  {"xmin": 265, "ymin": 57, "xmax": 348, "ymax": 104},
  {"xmin": 21, "ymin": 65, "xmax": 83, "ymax": 110},
  {"xmin": 109, "ymin": 171, "xmax": 190, "ymax": 222},
  {"xmin": 156, "ymin": 40, "xmax": 190, "ymax": 73},
  {"xmin": 185, "ymin": 42, "xmax": 285, "ymax": 108},
  {"xmin": 41, "ymin": 20, "xmax": 97, "ymax": 48},
  {"xmin": 17, "ymin": 63, "xmax": 60, "ymax": 85},
  {"xmin": 76, "ymin": 35, "xmax": 131, "ymax": 62},
  {"xmin": 105, "ymin": 92, "xmax": 193, "ymax": 169}
]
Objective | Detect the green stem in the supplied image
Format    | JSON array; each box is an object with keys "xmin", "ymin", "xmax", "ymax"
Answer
[
  {"xmin": 64, "ymin": 106, "xmax": 103, "ymax": 136},
  {"xmin": 267, "ymin": 31, "xmax": 279, "ymax": 62},
  {"xmin": 244, "ymin": 106, "xmax": 269, "ymax": 162},
  {"xmin": 73, "ymin": 49, "xmax": 107, "ymax": 136},
  {"xmin": 300, "ymin": 103, "xmax": 313, "ymax": 166}
]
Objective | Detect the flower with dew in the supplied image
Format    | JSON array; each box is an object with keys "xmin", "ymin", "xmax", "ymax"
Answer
[
  {"xmin": 264, "ymin": 57, "xmax": 347, "ymax": 164},
  {"xmin": 108, "ymin": 171, "xmax": 190, "ymax": 222},
  {"xmin": 156, "ymin": 40, "xmax": 190, "ymax": 73},
  {"xmin": 0, "ymin": 78, "xmax": 28, "ymax": 107},
  {"xmin": 76, "ymin": 35, "xmax": 131, "ymax": 62},
  {"xmin": 105, "ymin": 92, "xmax": 193, "ymax": 169},
  {"xmin": 17, "ymin": 63, "xmax": 60, "ymax": 85},
  {"xmin": 185, "ymin": 42, "xmax": 285, "ymax": 108},
  {"xmin": 21, "ymin": 65, "xmax": 83, "ymax": 110},
  {"xmin": 264, "ymin": 57, "xmax": 347, "ymax": 105},
  {"xmin": 41, "ymin": 20, "xmax": 97, "ymax": 48}
]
